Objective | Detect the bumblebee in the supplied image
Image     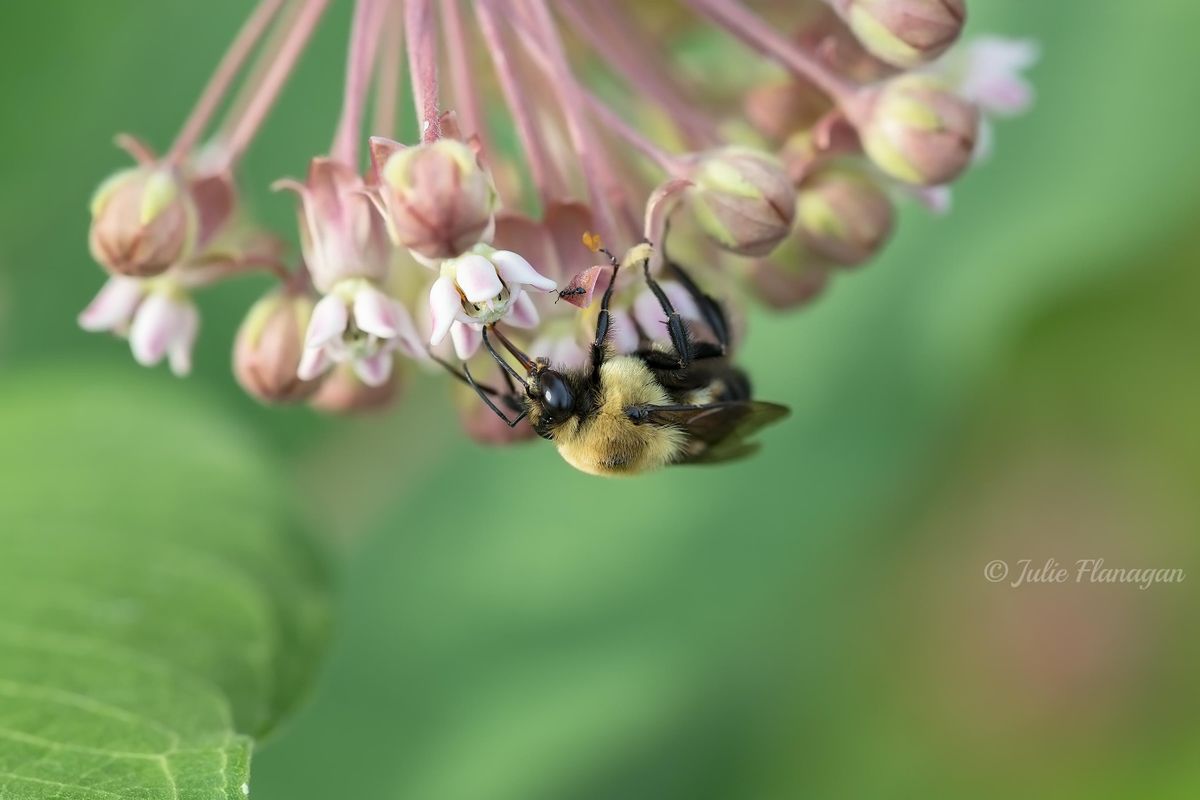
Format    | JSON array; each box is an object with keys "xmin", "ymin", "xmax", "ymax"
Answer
[{"xmin": 440, "ymin": 242, "xmax": 789, "ymax": 476}]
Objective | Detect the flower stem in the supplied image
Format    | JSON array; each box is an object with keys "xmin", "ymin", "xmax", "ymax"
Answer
[
  {"xmin": 221, "ymin": 0, "xmax": 330, "ymax": 168},
  {"xmin": 440, "ymin": 0, "xmax": 490, "ymax": 157},
  {"xmin": 684, "ymin": 0, "xmax": 857, "ymax": 107},
  {"xmin": 509, "ymin": 30, "xmax": 683, "ymax": 176},
  {"xmin": 516, "ymin": 0, "xmax": 625, "ymax": 241},
  {"xmin": 182, "ymin": 254, "xmax": 292, "ymax": 288},
  {"xmin": 332, "ymin": 0, "xmax": 387, "ymax": 166},
  {"xmin": 405, "ymin": 0, "xmax": 441, "ymax": 143},
  {"xmin": 371, "ymin": 1, "xmax": 404, "ymax": 140},
  {"xmin": 215, "ymin": 0, "xmax": 302, "ymax": 147},
  {"xmin": 584, "ymin": 95, "xmax": 683, "ymax": 175},
  {"xmin": 474, "ymin": 0, "xmax": 566, "ymax": 206},
  {"xmin": 558, "ymin": 0, "xmax": 718, "ymax": 149},
  {"xmin": 167, "ymin": 0, "xmax": 286, "ymax": 165}
]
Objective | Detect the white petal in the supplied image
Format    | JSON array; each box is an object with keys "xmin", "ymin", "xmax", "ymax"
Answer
[
  {"xmin": 504, "ymin": 290, "xmax": 539, "ymax": 329},
  {"xmin": 450, "ymin": 322, "xmax": 482, "ymax": 360},
  {"xmin": 454, "ymin": 254, "xmax": 504, "ymax": 303},
  {"xmin": 297, "ymin": 346, "xmax": 332, "ymax": 380},
  {"xmin": 305, "ymin": 293, "xmax": 349, "ymax": 348},
  {"xmin": 388, "ymin": 298, "xmax": 426, "ymax": 359},
  {"xmin": 78, "ymin": 277, "xmax": 143, "ymax": 332},
  {"xmin": 491, "ymin": 249, "xmax": 556, "ymax": 292},
  {"xmin": 167, "ymin": 302, "xmax": 199, "ymax": 377},
  {"xmin": 428, "ymin": 276, "xmax": 461, "ymax": 345},
  {"xmin": 129, "ymin": 293, "xmax": 185, "ymax": 367},
  {"xmin": 353, "ymin": 283, "xmax": 400, "ymax": 338},
  {"xmin": 353, "ymin": 351, "xmax": 393, "ymax": 387}
]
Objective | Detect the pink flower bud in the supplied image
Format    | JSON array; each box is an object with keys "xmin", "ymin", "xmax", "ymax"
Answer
[
  {"xmin": 373, "ymin": 137, "xmax": 498, "ymax": 260},
  {"xmin": 744, "ymin": 81, "xmax": 830, "ymax": 144},
  {"xmin": 833, "ymin": 0, "xmax": 966, "ymax": 69},
  {"xmin": 309, "ymin": 362, "xmax": 402, "ymax": 415},
  {"xmin": 744, "ymin": 235, "xmax": 832, "ymax": 311},
  {"xmin": 856, "ymin": 75, "xmax": 980, "ymax": 186},
  {"xmin": 88, "ymin": 167, "xmax": 197, "ymax": 277},
  {"xmin": 233, "ymin": 289, "xmax": 322, "ymax": 404},
  {"xmin": 795, "ymin": 168, "xmax": 895, "ymax": 266},
  {"xmin": 274, "ymin": 158, "xmax": 391, "ymax": 294},
  {"xmin": 686, "ymin": 147, "xmax": 797, "ymax": 257}
]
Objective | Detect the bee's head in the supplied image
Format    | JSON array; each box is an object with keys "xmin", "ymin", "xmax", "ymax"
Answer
[
  {"xmin": 528, "ymin": 363, "xmax": 576, "ymax": 426},
  {"xmin": 483, "ymin": 326, "xmax": 580, "ymax": 439}
]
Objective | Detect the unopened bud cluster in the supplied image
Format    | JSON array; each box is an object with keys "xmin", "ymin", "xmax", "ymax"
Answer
[{"xmin": 75, "ymin": 0, "xmax": 1034, "ymax": 435}]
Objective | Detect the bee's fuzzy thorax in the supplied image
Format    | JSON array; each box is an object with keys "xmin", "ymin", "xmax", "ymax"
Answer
[{"xmin": 551, "ymin": 356, "xmax": 687, "ymax": 476}]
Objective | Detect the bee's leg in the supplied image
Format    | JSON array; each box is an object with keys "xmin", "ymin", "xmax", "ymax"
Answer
[
  {"xmin": 431, "ymin": 352, "xmax": 526, "ymax": 426},
  {"xmin": 640, "ymin": 258, "xmax": 700, "ymax": 368},
  {"xmin": 463, "ymin": 362, "xmax": 528, "ymax": 428},
  {"xmin": 589, "ymin": 250, "xmax": 622, "ymax": 382},
  {"xmin": 430, "ymin": 352, "xmax": 504, "ymax": 395},
  {"xmin": 664, "ymin": 259, "xmax": 730, "ymax": 354},
  {"xmin": 482, "ymin": 326, "xmax": 530, "ymax": 389}
]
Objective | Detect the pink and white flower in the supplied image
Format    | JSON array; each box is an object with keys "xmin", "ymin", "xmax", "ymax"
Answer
[
  {"xmin": 427, "ymin": 244, "xmax": 555, "ymax": 360},
  {"xmin": 298, "ymin": 278, "xmax": 423, "ymax": 388},
  {"xmin": 78, "ymin": 275, "xmax": 199, "ymax": 376}
]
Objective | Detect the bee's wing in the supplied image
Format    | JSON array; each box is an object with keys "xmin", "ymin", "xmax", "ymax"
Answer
[{"xmin": 641, "ymin": 401, "xmax": 790, "ymax": 465}]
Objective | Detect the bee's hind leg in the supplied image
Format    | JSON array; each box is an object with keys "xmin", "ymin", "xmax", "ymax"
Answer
[
  {"xmin": 638, "ymin": 257, "xmax": 730, "ymax": 368},
  {"xmin": 663, "ymin": 259, "xmax": 731, "ymax": 354}
]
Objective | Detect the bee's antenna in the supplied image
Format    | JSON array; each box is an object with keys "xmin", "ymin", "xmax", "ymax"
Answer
[
  {"xmin": 428, "ymin": 350, "xmax": 504, "ymax": 397},
  {"xmin": 488, "ymin": 325, "xmax": 536, "ymax": 370}
]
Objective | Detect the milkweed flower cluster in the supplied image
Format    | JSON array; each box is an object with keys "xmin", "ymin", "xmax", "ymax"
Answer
[{"xmin": 79, "ymin": 0, "xmax": 1035, "ymax": 434}]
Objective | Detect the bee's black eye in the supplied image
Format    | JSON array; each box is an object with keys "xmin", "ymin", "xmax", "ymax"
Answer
[{"xmin": 538, "ymin": 370, "xmax": 575, "ymax": 422}]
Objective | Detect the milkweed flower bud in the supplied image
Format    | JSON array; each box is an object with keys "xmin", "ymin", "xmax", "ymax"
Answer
[
  {"xmin": 373, "ymin": 137, "xmax": 499, "ymax": 260},
  {"xmin": 744, "ymin": 81, "xmax": 830, "ymax": 144},
  {"xmin": 832, "ymin": 0, "xmax": 965, "ymax": 69},
  {"xmin": 795, "ymin": 168, "xmax": 895, "ymax": 266},
  {"xmin": 233, "ymin": 289, "xmax": 322, "ymax": 404},
  {"xmin": 742, "ymin": 226, "xmax": 833, "ymax": 311},
  {"xmin": 298, "ymin": 278, "xmax": 424, "ymax": 388},
  {"xmin": 273, "ymin": 158, "xmax": 390, "ymax": 294},
  {"xmin": 686, "ymin": 147, "xmax": 797, "ymax": 257},
  {"xmin": 89, "ymin": 167, "xmax": 197, "ymax": 278},
  {"xmin": 309, "ymin": 362, "xmax": 402, "ymax": 415},
  {"xmin": 747, "ymin": 257, "xmax": 830, "ymax": 311},
  {"xmin": 78, "ymin": 275, "xmax": 199, "ymax": 376},
  {"xmin": 856, "ymin": 75, "xmax": 980, "ymax": 186},
  {"xmin": 427, "ymin": 245, "xmax": 555, "ymax": 360}
]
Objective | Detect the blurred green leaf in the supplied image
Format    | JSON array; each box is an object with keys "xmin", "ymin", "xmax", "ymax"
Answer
[{"xmin": 0, "ymin": 367, "xmax": 331, "ymax": 799}]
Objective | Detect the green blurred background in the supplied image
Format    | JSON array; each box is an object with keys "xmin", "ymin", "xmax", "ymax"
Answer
[{"xmin": 2, "ymin": 1, "xmax": 1198, "ymax": 798}]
